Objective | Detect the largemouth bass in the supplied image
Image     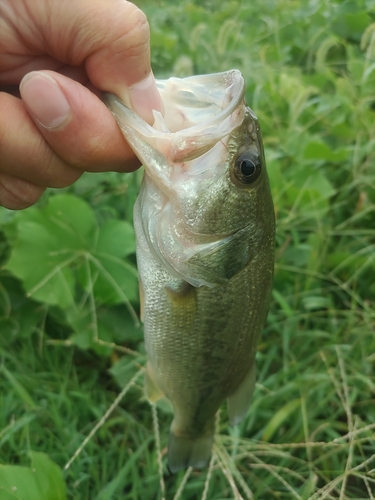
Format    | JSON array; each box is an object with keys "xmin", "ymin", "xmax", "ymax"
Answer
[{"xmin": 105, "ymin": 70, "xmax": 275, "ymax": 472}]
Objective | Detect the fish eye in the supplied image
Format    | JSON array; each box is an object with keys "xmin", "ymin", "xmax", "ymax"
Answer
[{"xmin": 233, "ymin": 151, "xmax": 262, "ymax": 185}]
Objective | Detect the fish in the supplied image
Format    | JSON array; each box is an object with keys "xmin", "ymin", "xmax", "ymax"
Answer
[{"xmin": 104, "ymin": 70, "xmax": 275, "ymax": 473}]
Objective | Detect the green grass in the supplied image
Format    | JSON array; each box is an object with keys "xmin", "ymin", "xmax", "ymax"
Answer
[{"xmin": 1, "ymin": 0, "xmax": 375, "ymax": 498}]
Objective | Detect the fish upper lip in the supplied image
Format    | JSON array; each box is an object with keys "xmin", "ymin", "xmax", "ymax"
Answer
[
  {"xmin": 103, "ymin": 70, "xmax": 249, "ymax": 197},
  {"xmin": 104, "ymin": 69, "xmax": 246, "ymax": 145}
]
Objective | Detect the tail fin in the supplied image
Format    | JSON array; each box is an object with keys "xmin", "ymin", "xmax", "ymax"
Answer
[{"xmin": 168, "ymin": 429, "xmax": 214, "ymax": 473}]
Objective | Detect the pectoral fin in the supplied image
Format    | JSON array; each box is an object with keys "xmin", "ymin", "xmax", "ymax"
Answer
[
  {"xmin": 227, "ymin": 364, "xmax": 256, "ymax": 426},
  {"xmin": 185, "ymin": 224, "xmax": 264, "ymax": 286}
]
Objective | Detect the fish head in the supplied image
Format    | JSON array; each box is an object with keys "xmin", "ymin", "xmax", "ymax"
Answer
[{"xmin": 105, "ymin": 70, "xmax": 274, "ymax": 287}]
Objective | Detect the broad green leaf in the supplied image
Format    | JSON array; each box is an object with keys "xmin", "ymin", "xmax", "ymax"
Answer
[
  {"xmin": 0, "ymin": 319, "xmax": 18, "ymax": 346},
  {"xmin": 0, "ymin": 452, "xmax": 66, "ymax": 500},
  {"xmin": 96, "ymin": 220, "xmax": 135, "ymax": 258},
  {"xmin": 5, "ymin": 194, "xmax": 138, "ymax": 311},
  {"xmin": 97, "ymin": 307, "xmax": 143, "ymax": 343},
  {"xmin": 281, "ymin": 244, "xmax": 311, "ymax": 268},
  {"xmin": 330, "ymin": 122, "xmax": 353, "ymax": 140},
  {"xmin": 303, "ymin": 140, "xmax": 348, "ymax": 163},
  {"xmin": 4, "ymin": 195, "xmax": 96, "ymax": 308},
  {"xmin": 265, "ymin": 151, "xmax": 283, "ymax": 200},
  {"xmin": 90, "ymin": 255, "xmax": 138, "ymax": 305},
  {"xmin": 0, "ymin": 282, "xmax": 10, "ymax": 316},
  {"xmin": 43, "ymin": 195, "xmax": 97, "ymax": 250},
  {"xmin": 5, "ymin": 219, "xmax": 77, "ymax": 308},
  {"xmin": 0, "ymin": 231, "xmax": 10, "ymax": 266},
  {"xmin": 332, "ymin": 11, "xmax": 371, "ymax": 41},
  {"xmin": 66, "ymin": 306, "xmax": 96, "ymax": 350},
  {"xmin": 6, "ymin": 221, "xmax": 74, "ymax": 307},
  {"xmin": 285, "ymin": 171, "xmax": 335, "ymax": 214},
  {"xmin": 11, "ymin": 301, "xmax": 44, "ymax": 339},
  {"xmin": 0, "ymin": 277, "xmax": 44, "ymax": 339},
  {"xmin": 0, "ymin": 489, "xmax": 20, "ymax": 499},
  {"xmin": 109, "ymin": 355, "xmax": 145, "ymax": 388},
  {"xmin": 0, "ymin": 207, "xmax": 14, "ymax": 225},
  {"xmin": 67, "ymin": 304, "xmax": 142, "ymax": 354},
  {"xmin": 30, "ymin": 452, "xmax": 66, "ymax": 500}
]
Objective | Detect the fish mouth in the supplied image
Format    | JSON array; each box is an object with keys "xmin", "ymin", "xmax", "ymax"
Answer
[
  {"xmin": 104, "ymin": 70, "xmax": 246, "ymax": 169},
  {"xmin": 154, "ymin": 70, "xmax": 245, "ymax": 135}
]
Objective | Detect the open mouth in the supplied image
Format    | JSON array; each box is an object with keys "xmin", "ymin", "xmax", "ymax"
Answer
[
  {"xmin": 153, "ymin": 70, "xmax": 246, "ymax": 134},
  {"xmin": 104, "ymin": 70, "xmax": 246, "ymax": 163}
]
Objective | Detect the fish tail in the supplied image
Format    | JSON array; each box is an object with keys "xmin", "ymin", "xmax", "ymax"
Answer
[{"xmin": 167, "ymin": 425, "xmax": 214, "ymax": 473}]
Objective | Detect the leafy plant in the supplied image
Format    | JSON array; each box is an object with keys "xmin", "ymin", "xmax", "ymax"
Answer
[
  {"xmin": 0, "ymin": 452, "xmax": 66, "ymax": 500},
  {"xmin": 2, "ymin": 194, "xmax": 141, "ymax": 354},
  {"xmin": 1, "ymin": 0, "xmax": 375, "ymax": 499}
]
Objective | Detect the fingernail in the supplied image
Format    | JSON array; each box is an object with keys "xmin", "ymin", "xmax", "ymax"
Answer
[
  {"xmin": 127, "ymin": 73, "xmax": 164, "ymax": 123},
  {"xmin": 20, "ymin": 71, "xmax": 71, "ymax": 129}
]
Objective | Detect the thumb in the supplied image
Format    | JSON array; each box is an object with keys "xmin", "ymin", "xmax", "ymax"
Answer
[
  {"xmin": 81, "ymin": 0, "xmax": 163, "ymax": 122},
  {"xmin": 37, "ymin": 0, "xmax": 163, "ymax": 122}
]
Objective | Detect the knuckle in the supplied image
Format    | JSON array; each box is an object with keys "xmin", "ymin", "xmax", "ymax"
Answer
[
  {"xmin": 120, "ymin": 3, "xmax": 150, "ymax": 55},
  {"xmin": 35, "ymin": 144, "xmax": 82, "ymax": 188},
  {"xmin": 126, "ymin": 3, "xmax": 149, "ymax": 33},
  {"xmin": 0, "ymin": 175, "xmax": 44, "ymax": 210},
  {"xmin": 0, "ymin": 93, "xmax": 79, "ymax": 194},
  {"xmin": 52, "ymin": 170, "xmax": 82, "ymax": 188}
]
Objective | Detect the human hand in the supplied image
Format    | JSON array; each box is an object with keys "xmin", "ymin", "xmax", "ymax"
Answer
[{"xmin": 0, "ymin": 0, "xmax": 162, "ymax": 209}]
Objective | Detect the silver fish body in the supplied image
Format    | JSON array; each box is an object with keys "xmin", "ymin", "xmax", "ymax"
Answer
[{"xmin": 105, "ymin": 70, "xmax": 275, "ymax": 472}]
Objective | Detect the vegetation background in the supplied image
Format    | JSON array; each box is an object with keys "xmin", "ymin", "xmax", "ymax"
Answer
[{"xmin": 1, "ymin": 0, "xmax": 375, "ymax": 498}]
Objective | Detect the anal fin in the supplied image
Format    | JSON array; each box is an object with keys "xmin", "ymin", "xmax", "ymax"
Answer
[
  {"xmin": 227, "ymin": 363, "xmax": 256, "ymax": 426},
  {"xmin": 144, "ymin": 362, "xmax": 164, "ymax": 403}
]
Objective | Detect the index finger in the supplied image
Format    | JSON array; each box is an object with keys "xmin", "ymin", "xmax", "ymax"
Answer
[{"xmin": 21, "ymin": 0, "xmax": 163, "ymax": 121}]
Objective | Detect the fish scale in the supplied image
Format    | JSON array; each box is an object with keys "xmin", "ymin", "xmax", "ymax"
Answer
[{"xmin": 105, "ymin": 69, "xmax": 275, "ymax": 472}]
